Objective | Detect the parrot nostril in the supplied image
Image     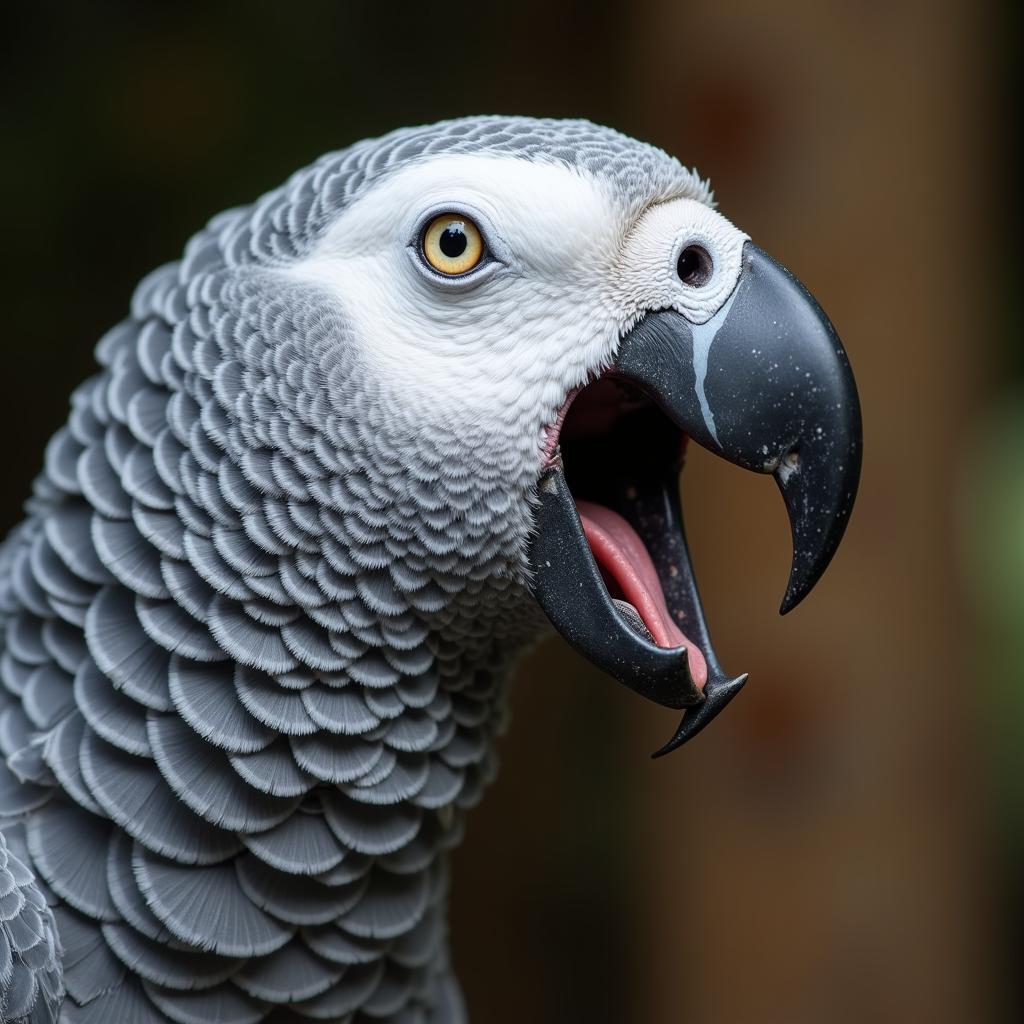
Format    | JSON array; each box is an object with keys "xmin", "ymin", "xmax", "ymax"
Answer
[{"xmin": 677, "ymin": 244, "xmax": 713, "ymax": 288}]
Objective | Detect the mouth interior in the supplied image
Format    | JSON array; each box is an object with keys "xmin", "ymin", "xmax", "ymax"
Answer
[{"xmin": 554, "ymin": 378, "xmax": 709, "ymax": 689}]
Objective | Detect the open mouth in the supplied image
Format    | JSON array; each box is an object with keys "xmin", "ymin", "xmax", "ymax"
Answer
[
  {"xmin": 526, "ymin": 242, "xmax": 862, "ymax": 756},
  {"xmin": 552, "ymin": 378, "xmax": 709, "ymax": 688},
  {"xmin": 534, "ymin": 374, "xmax": 740, "ymax": 756}
]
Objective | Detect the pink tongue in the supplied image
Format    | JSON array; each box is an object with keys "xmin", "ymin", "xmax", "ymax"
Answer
[{"xmin": 575, "ymin": 501, "xmax": 708, "ymax": 690}]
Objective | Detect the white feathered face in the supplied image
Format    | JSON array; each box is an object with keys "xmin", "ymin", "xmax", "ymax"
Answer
[
  {"xmin": 287, "ymin": 154, "xmax": 747, "ymax": 451},
  {"xmin": 285, "ymin": 150, "xmax": 860, "ymax": 754}
]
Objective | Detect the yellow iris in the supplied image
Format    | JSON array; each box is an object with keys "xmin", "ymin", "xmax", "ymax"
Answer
[{"xmin": 422, "ymin": 215, "xmax": 485, "ymax": 276}]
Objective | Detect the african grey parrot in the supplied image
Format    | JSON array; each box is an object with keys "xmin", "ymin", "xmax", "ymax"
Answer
[{"xmin": 0, "ymin": 116, "xmax": 861, "ymax": 1023}]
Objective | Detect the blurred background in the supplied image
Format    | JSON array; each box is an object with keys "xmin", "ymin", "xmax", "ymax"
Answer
[{"xmin": 1, "ymin": 1, "xmax": 1019, "ymax": 1021}]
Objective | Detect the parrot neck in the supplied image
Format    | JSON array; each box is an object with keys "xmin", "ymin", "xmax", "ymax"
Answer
[{"xmin": 265, "ymin": 584, "xmax": 542, "ymax": 1021}]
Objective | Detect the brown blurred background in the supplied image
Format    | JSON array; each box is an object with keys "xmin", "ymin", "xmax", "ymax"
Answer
[{"xmin": 2, "ymin": 1, "xmax": 1019, "ymax": 1021}]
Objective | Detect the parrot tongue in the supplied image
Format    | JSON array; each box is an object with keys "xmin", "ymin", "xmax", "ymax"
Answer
[{"xmin": 574, "ymin": 500, "xmax": 708, "ymax": 690}]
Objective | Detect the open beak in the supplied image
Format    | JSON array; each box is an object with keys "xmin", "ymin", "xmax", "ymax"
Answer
[{"xmin": 528, "ymin": 242, "xmax": 862, "ymax": 755}]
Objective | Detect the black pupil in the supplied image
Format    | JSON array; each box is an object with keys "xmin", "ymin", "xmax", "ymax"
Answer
[
  {"xmin": 439, "ymin": 223, "xmax": 468, "ymax": 259},
  {"xmin": 677, "ymin": 245, "xmax": 709, "ymax": 285}
]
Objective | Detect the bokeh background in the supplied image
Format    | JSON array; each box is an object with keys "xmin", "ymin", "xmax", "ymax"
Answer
[{"xmin": 2, "ymin": 1, "xmax": 1019, "ymax": 1021}]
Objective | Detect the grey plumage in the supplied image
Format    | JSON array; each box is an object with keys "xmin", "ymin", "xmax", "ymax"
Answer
[
  {"xmin": 0, "ymin": 830, "xmax": 63, "ymax": 1023},
  {"xmin": 0, "ymin": 116, "xmax": 707, "ymax": 1021}
]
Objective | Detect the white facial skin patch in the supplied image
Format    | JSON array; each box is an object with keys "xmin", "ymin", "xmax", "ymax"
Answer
[{"xmin": 288, "ymin": 156, "xmax": 747, "ymax": 459}]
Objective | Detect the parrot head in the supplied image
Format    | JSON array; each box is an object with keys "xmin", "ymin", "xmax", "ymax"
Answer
[{"xmin": 271, "ymin": 117, "xmax": 861, "ymax": 753}]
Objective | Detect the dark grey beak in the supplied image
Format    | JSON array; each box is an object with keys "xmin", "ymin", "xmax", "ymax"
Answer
[
  {"xmin": 528, "ymin": 241, "xmax": 862, "ymax": 754},
  {"xmin": 616, "ymin": 242, "xmax": 862, "ymax": 614}
]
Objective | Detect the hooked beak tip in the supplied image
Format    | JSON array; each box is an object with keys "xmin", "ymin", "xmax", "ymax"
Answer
[
  {"xmin": 779, "ymin": 575, "xmax": 809, "ymax": 616},
  {"xmin": 650, "ymin": 673, "xmax": 749, "ymax": 758}
]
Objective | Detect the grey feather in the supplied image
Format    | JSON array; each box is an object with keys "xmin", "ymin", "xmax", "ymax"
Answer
[
  {"xmin": 84, "ymin": 589, "xmax": 171, "ymax": 712},
  {"xmin": 345, "ymin": 654, "xmax": 400, "ymax": 690},
  {"xmin": 39, "ymin": 624, "xmax": 87, "ymax": 678},
  {"xmin": 136, "ymin": 598, "xmax": 227, "ymax": 663},
  {"xmin": 234, "ymin": 668, "xmax": 318, "ymax": 737},
  {"xmin": 50, "ymin": 905, "xmax": 122, "ymax": 1005},
  {"xmin": 410, "ymin": 761, "xmax": 463, "ymax": 812},
  {"xmin": 382, "ymin": 714, "xmax": 438, "ymax": 755},
  {"xmin": 279, "ymin": 621, "xmax": 350, "ymax": 674},
  {"xmin": 167, "ymin": 659, "xmax": 274, "ymax": 755},
  {"xmin": 135, "ymin": 323, "xmax": 173, "ymax": 387},
  {"xmin": 289, "ymin": 736, "xmax": 382, "ymax": 786},
  {"xmin": 437, "ymin": 728, "xmax": 487, "ymax": 770},
  {"xmin": 100, "ymin": 922, "xmax": 239, "ymax": 990},
  {"xmin": 241, "ymin": 599, "xmax": 299, "ymax": 629},
  {"xmin": 4, "ymin": 744, "xmax": 52, "ymax": 792},
  {"xmin": 6, "ymin": 616, "xmax": 49, "ymax": 668},
  {"xmin": 10, "ymin": 550, "xmax": 52, "ymax": 622},
  {"xmin": 235, "ymin": 856, "xmax": 367, "ymax": 927},
  {"xmin": 180, "ymin": 534, "xmax": 253, "ymax": 601},
  {"xmin": 143, "ymin": 982, "xmax": 268, "ymax": 1024},
  {"xmin": 299, "ymin": 925, "xmax": 384, "ymax": 968},
  {"xmin": 146, "ymin": 715, "xmax": 299, "ymax": 832},
  {"xmin": 286, "ymin": 961, "xmax": 384, "ymax": 1019},
  {"xmin": 76, "ymin": 446, "xmax": 131, "ymax": 521},
  {"xmin": 59, "ymin": 975, "xmax": 166, "ymax": 1024},
  {"xmin": 388, "ymin": 909, "xmax": 445, "ymax": 971},
  {"xmin": 101, "ymin": 921, "xmax": 241, "ymax": 991},
  {"xmin": 0, "ymin": 764, "xmax": 49, "ymax": 820},
  {"xmin": 206, "ymin": 598, "xmax": 299, "ymax": 675},
  {"xmin": 228, "ymin": 740, "xmax": 316, "ymax": 798},
  {"xmin": 43, "ymin": 431, "xmax": 84, "ymax": 498},
  {"xmin": 25, "ymin": 805, "xmax": 115, "ymax": 922},
  {"xmin": 41, "ymin": 602, "xmax": 87, "ymax": 632},
  {"xmin": 240, "ymin": 809, "xmax": 345, "ymax": 877},
  {"xmin": 394, "ymin": 673, "xmax": 440, "ymax": 712},
  {"xmin": 362, "ymin": 689, "xmax": 405, "ymax": 721},
  {"xmin": 101, "ymin": 426, "xmax": 134, "ymax": 479},
  {"xmin": 0, "ymin": 707, "xmax": 32, "ymax": 762},
  {"xmin": 90, "ymin": 519, "xmax": 169, "ymax": 601},
  {"xmin": 0, "ymin": 833, "xmax": 62, "ymax": 1024},
  {"xmin": 232, "ymin": 939, "xmax": 341, "ymax": 1003},
  {"xmin": 150, "ymin": 431, "xmax": 185, "ymax": 498},
  {"xmin": 132, "ymin": 846, "xmax": 293, "ymax": 958},
  {"xmin": 28, "ymin": 539, "xmax": 95, "ymax": 610},
  {"xmin": 72, "ymin": 662, "xmax": 151, "ymax": 758},
  {"xmin": 343, "ymin": 748, "xmax": 396, "ymax": 791},
  {"xmin": 132, "ymin": 509, "xmax": 185, "ymax": 563},
  {"xmin": 343, "ymin": 754, "xmax": 429, "ymax": 807},
  {"xmin": 39, "ymin": 715, "xmax": 102, "ymax": 816},
  {"xmin": 158, "ymin": 560, "xmax": 215, "ymax": 622},
  {"xmin": 300, "ymin": 687, "xmax": 379, "ymax": 736},
  {"xmin": 21, "ymin": 667, "xmax": 74, "ymax": 731},
  {"xmin": 379, "ymin": 821, "xmax": 453, "ymax": 878},
  {"xmin": 126, "ymin": 390, "xmax": 169, "ymax": 449},
  {"xmin": 360, "ymin": 962, "xmax": 415, "ymax": 1018},
  {"xmin": 46, "ymin": 508, "xmax": 114, "ymax": 588},
  {"xmin": 322, "ymin": 795, "xmax": 421, "ymax": 857},
  {"xmin": 121, "ymin": 446, "xmax": 175, "ymax": 511},
  {"xmin": 78, "ymin": 730, "xmax": 242, "ymax": 865},
  {"xmin": 337, "ymin": 870, "xmax": 429, "ymax": 942},
  {"xmin": 104, "ymin": 833, "xmax": 179, "ymax": 947},
  {"xmin": 312, "ymin": 854, "xmax": 372, "ymax": 888}
]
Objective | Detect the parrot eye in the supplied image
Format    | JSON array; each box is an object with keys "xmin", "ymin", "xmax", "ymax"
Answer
[
  {"xmin": 677, "ymin": 244, "xmax": 713, "ymax": 287},
  {"xmin": 422, "ymin": 214, "xmax": 486, "ymax": 276}
]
